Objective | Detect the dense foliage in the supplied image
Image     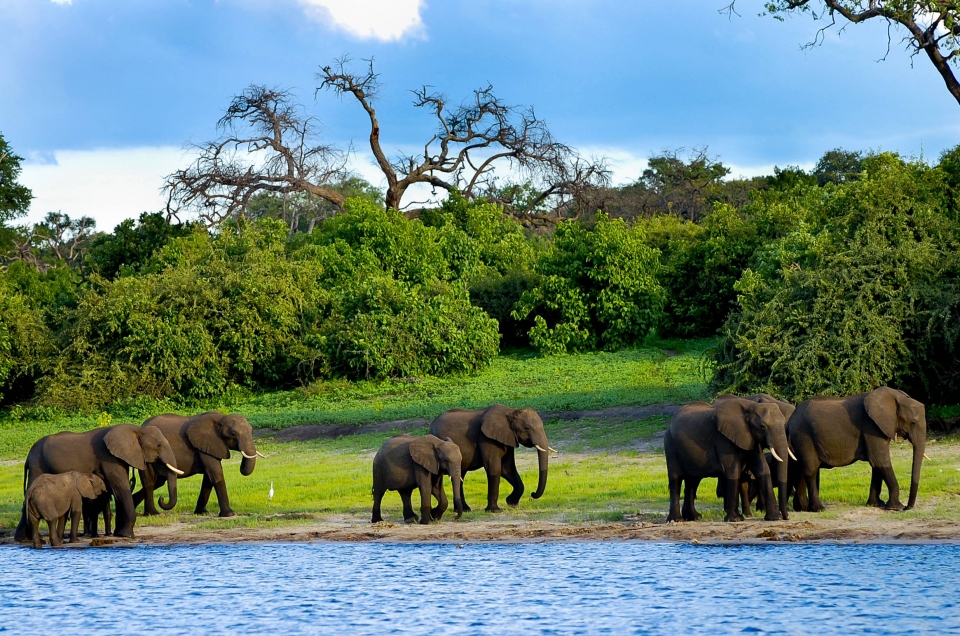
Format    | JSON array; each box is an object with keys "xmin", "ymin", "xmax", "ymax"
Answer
[{"xmin": 4, "ymin": 127, "xmax": 960, "ymax": 411}]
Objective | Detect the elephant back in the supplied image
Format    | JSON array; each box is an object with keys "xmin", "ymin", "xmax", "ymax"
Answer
[{"xmin": 35, "ymin": 430, "xmax": 101, "ymax": 476}]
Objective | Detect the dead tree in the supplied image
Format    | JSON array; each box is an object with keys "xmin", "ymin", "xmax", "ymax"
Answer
[
  {"xmin": 163, "ymin": 86, "xmax": 350, "ymax": 225},
  {"xmin": 725, "ymin": 1, "xmax": 960, "ymax": 107},
  {"xmin": 318, "ymin": 57, "xmax": 609, "ymax": 222}
]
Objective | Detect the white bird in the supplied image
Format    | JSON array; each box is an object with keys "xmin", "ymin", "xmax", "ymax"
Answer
[{"xmin": 268, "ymin": 482, "xmax": 274, "ymax": 500}]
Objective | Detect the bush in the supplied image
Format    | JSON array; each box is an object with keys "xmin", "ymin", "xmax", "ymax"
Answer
[
  {"xmin": 0, "ymin": 274, "xmax": 55, "ymax": 404},
  {"xmin": 713, "ymin": 154, "xmax": 955, "ymax": 401},
  {"xmin": 514, "ymin": 213, "xmax": 664, "ymax": 354}
]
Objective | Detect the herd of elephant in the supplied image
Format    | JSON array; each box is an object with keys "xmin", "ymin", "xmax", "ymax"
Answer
[{"xmin": 12, "ymin": 386, "xmax": 928, "ymax": 547}]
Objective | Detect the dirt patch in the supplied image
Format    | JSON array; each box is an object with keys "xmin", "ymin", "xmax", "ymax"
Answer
[
  {"xmin": 9, "ymin": 514, "xmax": 958, "ymax": 547},
  {"xmin": 257, "ymin": 418, "xmax": 431, "ymax": 442},
  {"xmin": 258, "ymin": 404, "xmax": 683, "ymax": 443}
]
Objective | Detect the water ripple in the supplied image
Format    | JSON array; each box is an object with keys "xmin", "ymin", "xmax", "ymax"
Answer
[{"xmin": 0, "ymin": 543, "xmax": 958, "ymax": 634}]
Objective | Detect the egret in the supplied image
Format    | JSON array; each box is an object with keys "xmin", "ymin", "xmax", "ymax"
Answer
[{"xmin": 268, "ymin": 481, "xmax": 274, "ymax": 500}]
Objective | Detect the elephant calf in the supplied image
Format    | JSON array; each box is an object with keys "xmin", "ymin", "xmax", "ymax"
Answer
[
  {"xmin": 26, "ymin": 472, "xmax": 107, "ymax": 549},
  {"xmin": 372, "ymin": 434, "xmax": 463, "ymax": 525}
]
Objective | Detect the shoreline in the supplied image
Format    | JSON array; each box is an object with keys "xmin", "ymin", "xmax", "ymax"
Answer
[{"xmin": 4, "ymin": 515, "xmax": 960, "ymax": 547}]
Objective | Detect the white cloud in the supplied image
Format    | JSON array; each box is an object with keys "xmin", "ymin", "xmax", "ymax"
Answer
[
  {"xmin": 297, "ymin": 0, "xmax": 424, "ymax": 41},
  {"xmin": 19, "ymin": 147, "xmax": 189, "ymax": 232}
]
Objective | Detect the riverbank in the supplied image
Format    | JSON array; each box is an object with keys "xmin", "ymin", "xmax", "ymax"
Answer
[{"xmin": 2, "ymin": 423, "xmax": 958, "ymax": 546}]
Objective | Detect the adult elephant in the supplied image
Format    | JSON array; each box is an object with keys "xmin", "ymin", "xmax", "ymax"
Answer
[
  {"xmin": 788, "ymin": 387, "xmax": 927, "ymax": 512},
  {"xmin": 133, "ymin": 411, "xmax": 264, "ymax": 517},
  {"xmin": 714, "ymin": 393, "xmax": 798, "ymax": 517},
  {"xmin": 429, "ymin": 405, "xmax": 556, "ymax": 512},
  {"xmin": 664, "ymin": 397, "xmax": 791, "ymax": 522},
  {"xmin": 15, "ymin": 424, "xmax": 182, "ymax": 540}
]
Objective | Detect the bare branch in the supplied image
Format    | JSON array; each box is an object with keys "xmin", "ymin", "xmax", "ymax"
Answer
[{"xmin": 164, "ymin": 86, "xmax": 350, "ymax": 226}]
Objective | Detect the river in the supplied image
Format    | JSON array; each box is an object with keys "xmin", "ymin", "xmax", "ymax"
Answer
[{"xmin": 2, "ymin": 542, "xmax": 957, "ymax": 634}]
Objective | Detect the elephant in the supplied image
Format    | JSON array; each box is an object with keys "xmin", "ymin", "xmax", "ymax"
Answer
[
  {"xmin": 25, "ymin": 472, "xmax": 107, "ymax": 549},
  {"xmin": 133, "ymin": 412, "xmax": 263, "ymax": 517},
  {"xmin": 428, "ymin": 404, "xmax": 556, "ymax": 513},
  {"xmin": 664, "ymin": 396, "xmax": 791, "ymax": 522},
  {"xmin": 788, "ymin": 386, "xmax": 927, "ymax": 512},
  {"xmin": 371, "ymin": 434, "xmax": 464, "ymax": 525},
  {"xmin": 713, "ymin": 393, "xmax": 797, "ymax": 517},
  {"xmin": 82, "ymin": 490, "xmax": 113, "ymax": 538},
  {"xmin": 14, "ymin": 424, "xmax": 183, "ymax": 540}
]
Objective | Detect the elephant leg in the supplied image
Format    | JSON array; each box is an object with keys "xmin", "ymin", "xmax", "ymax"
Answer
[
  {"xmin": 723, "ymin": 468, "xmax": 745, "ymax": 522},
  {"xmin": 867, "ymin": 467, "xmax": 885, "ymax": 507},
  {"xmin": 399, "ymin": 488, "xmax": 418, "ymax": 523},
  {"xmin": 104, "ymin": 498, "xmax": 113, "ymax": 536},
  {"xmin": 664, "ymin": 434, "xmax": 683, "ymax": 522},
  {"xmin": 482, "ymin": 454, "xmax": 504, "ymax": 513},
  {"xmin": 681, "ymin": 478, "xmax": 702, "ymax": 521},
  {"xmin": 431, "ymin": 476, "xmax": 448, "ymax": 521},
  {"xmin": 804, "ymin": 468, "xmax": 826, "ymax": 513},
  {"xmin": 195, "ymin": 474, "xmax": 214, "ymax": 515},
  {"xmin": 28, "ymin": 510, "xmax": 42, "ymax": 549},
  {"xmin": 69, "ymin": 504, "xmax": 81, "ymax": 543},
  {"xmin": 15, "ymin": 501, "xmax": 30, "ymax": 543},
  {"xmin": 106, "ymin": 465, "xmax": 137, "ymax": 538},
  {"xmin": 740, "ymin": 478, "xmax": 753, "ymax": 518},
  {"xmin": 199, "ymin": 455, "xmax": 234, "ymax": 517},
  {"xmin": 501, "ymin": 450, "xmax": 524, "ymax": 508},
  {"xmin": 50, "ymin": 516, "xmax": 64, "ymax": 547},
  {"xmin": 459, "ymin": 477, "xmax": 471, "ymax": 512},
  {"xmin": 876, "ymin": 464, "xmax": 904, "ymax": 511},
  {"xmin": 417, "ymin": 474, "xmax": 433, "ymax": 525},
  {"xmin": 371, "ymin": 484, "xmax": 386, "ymax": 523}
]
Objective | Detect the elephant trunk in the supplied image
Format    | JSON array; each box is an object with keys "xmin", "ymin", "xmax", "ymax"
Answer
[
  {"xmin": 158, "ymin": 467, "xmax": 178, "ymax": 511},
  {"xmin": 239, "ymin": 436, "xmax": 257, "ymax": 477},
  {"xmin": 451, "ymin": 468, "xmax": 464, "ymax": 519},
  {"xmin": 767, "ymin": 427, "xmax": 790, "ymax": 520},
  {"xmin": 531, "ymin": 442, "xmax": 549, "ymax": 500},
  {"xmin": 907, "ymin": 421, "xmax": 927, "ymax": 510}
]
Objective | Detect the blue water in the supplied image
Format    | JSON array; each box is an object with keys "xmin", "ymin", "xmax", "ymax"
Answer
[{"xmin": 1, "ymin": 542, "xmax": 958, "ymax": 634}]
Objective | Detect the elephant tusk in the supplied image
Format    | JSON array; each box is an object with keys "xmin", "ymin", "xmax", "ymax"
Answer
[
  {"xmin": 241, "ymin": 451, "xmax": 257, "ymax": 459},
  {"xmin": 924, "ymin": 453, "xmax": 931, "ymax": 460},
  {"xmin": 769, "ymin": 448, "xmax": 784, "ymax": 463},
  {"xmin": 166, "ymin": 463, "xmax": 185, "ymax": 476},
  {"xmin": 535, "ymin": 445, "xmax": 548, "ymax": 452},
  {"xmin": 549, "ymin": 447, "xmax": 559, "ymax": 453},
  {"xmin": 256, "ymin": 451, "xmax": 267, "ymax": 458},
  {"xmin": 788, "ymin": 448, "xmax": 798, "ymax": 461}
]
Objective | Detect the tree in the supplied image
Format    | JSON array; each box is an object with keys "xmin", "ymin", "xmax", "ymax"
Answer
[
  {"xmin": 165, "ymin": 58, "xmax": 608, "ymax": 227},
  {"xmin": 0, "ymin": 133, "xmax": 33, "ymax": 223},
  {"xmin": 85, "ymin": 212, "xmax": 198, "ymax": 279},
  {"xmin": 245, "ymin": 175, "xmax": 385, "ymax": 235},
  {"xmin": 7, "ymin": 212, "xmax": 97, "ymax": 272},
  {"xmin": 728, "ymin": 1, "xmax": 960, "ymax": 107},
  {"xmin": 318, "ymin": 57, "xmax": 609, "ymax": 223},
  {"xmin": 163, "ymin": 86, "xmax": 351, "ymax": 226},
  {"xmin": 813, "ymin": 148, "xmax": 863, "ymax": 185}
]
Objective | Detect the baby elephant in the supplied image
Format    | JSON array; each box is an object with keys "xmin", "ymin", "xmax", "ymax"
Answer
[
  {"xmin": 26, "ymin": 472, "xmax": 107, "ymax": 549},
  {"xmin": 372, "ymin": 434, "xmax": 464, "ymax": 525}
]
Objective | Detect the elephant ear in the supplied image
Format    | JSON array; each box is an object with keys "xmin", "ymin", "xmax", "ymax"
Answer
[
  {"xmin": 480, "ymin": 408, "xmax": 518, "ymax": 448},
  {"xmin": 186, "ymin": 415, "xmax": 230, "ymax": 459},
  {"xmin": 77, "ymin": 475, "xmax": 99, "ymax": 499},
  {"xmin": 409, "ymin": 437, "xmax": 440, "ymax": 475},
  {"xmin": 864, "ymin": 387, "xmax": 899, "ymax": 439},
  {"xmin": 104, "ymin": 426, "xmax": 146, "ymax": 471},
  {"xmin": 714, "ymin": 399, "xmax": 755, "ymax": 451}
]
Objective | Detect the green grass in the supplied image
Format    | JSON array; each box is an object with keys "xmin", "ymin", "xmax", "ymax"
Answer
[
  {"xmin": 0, "ymin": 338, "xmax": 713, "ymax": 459},
  {"xmin": 2, "ymin": 416, "xmax": 958, "ymax": 533}
]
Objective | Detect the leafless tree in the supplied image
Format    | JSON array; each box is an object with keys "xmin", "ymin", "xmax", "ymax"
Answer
[
  {"xmin": 318, "ymin": 57, "xmax": 610, "ymax": 223},
  {"xmin": 163, "ymin": 86, "xmax": 350, "ymax": 225},
  {"xmin": 5, "ymin": 212, "xmax": 97, "ymax": 271},
  {"xmin": 724, "ymin": 1, "xmax": 960, "ymax": 106}
]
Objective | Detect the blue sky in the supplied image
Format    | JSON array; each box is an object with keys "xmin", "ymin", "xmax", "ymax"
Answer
[{"xmin": 2, "ymin": 0, "xmax": 958, "ymax": 229}]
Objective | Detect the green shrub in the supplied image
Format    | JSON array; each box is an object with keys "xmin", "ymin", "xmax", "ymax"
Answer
[
  {"xmin": 0, "ymin": 274, "xmax": 55, "ymax": 403},
  {"xmin": 713, "ymin": 154, "xmax": 954, "ymax": 401},
  {"xmin": 514, "ymin": 213, "xmax": 664, "ymax": 354}
]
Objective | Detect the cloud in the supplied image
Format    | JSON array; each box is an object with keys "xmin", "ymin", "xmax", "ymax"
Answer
[
  {"xmin": 19, "ymin": 147, "xmax": 189, "ymax": 232},
  {"xmin": 297, "ymin": 0, "xmax": 425, "ymax": 41}
]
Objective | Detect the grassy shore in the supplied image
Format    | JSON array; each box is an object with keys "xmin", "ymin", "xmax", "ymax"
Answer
[{"xmin": 1, "ymin": 338, "xmax": 958, "ymax": 542}]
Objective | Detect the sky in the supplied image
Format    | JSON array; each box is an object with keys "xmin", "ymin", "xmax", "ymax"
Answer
[{"xmin": 2, "ymin": 0, "xmax": 958, "ymax": 231}]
